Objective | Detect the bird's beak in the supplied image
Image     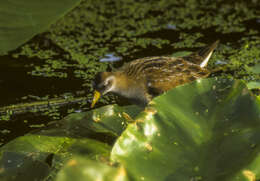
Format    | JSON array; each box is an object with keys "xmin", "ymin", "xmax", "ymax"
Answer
[{"xmin": 91, "ymin": 90, "xmax": 101, "ymax": 108}]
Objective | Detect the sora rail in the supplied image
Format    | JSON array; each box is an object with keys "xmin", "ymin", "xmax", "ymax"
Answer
[{"xmin": 91, "ymin": 40, "xmax": 219, "ymax": 107}]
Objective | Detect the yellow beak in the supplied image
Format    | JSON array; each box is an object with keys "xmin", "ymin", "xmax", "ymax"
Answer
[{"xmin": 91, "ymin": 90, "xmax": 101, "ymax": 108}]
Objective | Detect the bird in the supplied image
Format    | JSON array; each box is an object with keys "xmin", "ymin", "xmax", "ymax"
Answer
[{"xmin": 91, "ymin": 40, "xmax": 219, "ymax": 107}]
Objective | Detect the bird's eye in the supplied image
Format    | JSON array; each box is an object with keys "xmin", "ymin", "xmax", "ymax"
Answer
[
  {"xmin": 103, "ymin": 76, "xmax": 114, "ymax": 88},
  {"xmin": 104, "ymin": 80, "xmax": 110, "ymax": 86},
  {"xmin": 104, "ymin": 79, "xmax": 113, "ymax": 87}
]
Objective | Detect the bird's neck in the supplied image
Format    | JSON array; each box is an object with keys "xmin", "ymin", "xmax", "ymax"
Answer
[{"xmin": 112, "ymin": 72, "xmax": 150, "ymax": 105}]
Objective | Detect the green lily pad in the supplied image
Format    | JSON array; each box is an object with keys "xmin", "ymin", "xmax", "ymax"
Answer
[
  {"xmin": 0, "ymin": 0, "xmax": 81, "ymax": 54},
  {"xmin": 0, "ymin": 134, "xmax": 111, "ymax": 181},
  {"xmin": 0, "ymin": 105, "xmax": 141, "ymax": 180},
  {"xmin": 111, "ymin": 78, "xmax": 260, "ymax": 181},
  {"xmin": 247, "ymin": 63, "xmax": 260, "ymax": 74},
  {"xmin": 247, "ymin": 81, "xmax": 260, "ymax": 90},
  {"xmin": 0, "ymin": 151, "xmax": 50, "ymax": 181},
  {"xmin": 56, "ymin": 156, "xmax": 129, "ymax": 181},
  {"xmin": 61, "ymin": 105, "xmax": 142, "ymax": 138},
  {"xmin": 171, "ymin": 51, "xmax": 192, "ymax": 57},
  {"xmin": 1, "ymin": 78, "xmax": 260, "ymax": 181}
]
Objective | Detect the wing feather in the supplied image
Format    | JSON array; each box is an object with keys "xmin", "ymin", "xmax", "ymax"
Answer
[{"xmin": 121, "ymin": 56, "xmax": 209, "ymax": 96}]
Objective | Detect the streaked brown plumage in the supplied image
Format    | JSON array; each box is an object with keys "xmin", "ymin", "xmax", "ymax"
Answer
[{"xmin": 91, "ymin": 40, "xmax": 219, "ymax": 107}]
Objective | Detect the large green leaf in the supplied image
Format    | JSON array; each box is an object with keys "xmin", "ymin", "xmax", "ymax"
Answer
[
  {"xmin": 0, "ymin": 135, "xmax": 111, "ymax": 181},
  {"xmin": 0, "ymin": 105, "xmax": 141, "ymax": 180},
  {"xmin": 0, "ymin": 0, "xmax": 81, "ymax": 54},
  {"xmin": 247, "ymin": 81, "xmax": 260, "ymax": 90},
  {"xmin": 111, "ymin": 78, "xmax": 260, "ymax": 181},
  {"xmin": 246, "ymin": 63, "xmax": 260, "ymax": 74},
  {"xmin": 1, "ymin": 78, "xmax": 260, "ymax": 181},
  {"xmin": 61, "ymin": 105, "xmax": 142, "ymax": 138},
  {"xmin": 56, "ymin": 156, "xmax": 129, "ymax": 181}
]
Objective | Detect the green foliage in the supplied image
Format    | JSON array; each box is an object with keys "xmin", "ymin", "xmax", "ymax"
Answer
[
  {"xmin": 0, "ymin": 78, "xmax": 260, "ymax": 180},
  {"xmin": 0, "ymin": 104, "xmax": 141, "ymax": 180},
  {"xmin": 0, "ymin": 0, "xmax": 81, "ymax": 54},
  {"xmin": 171, "ymin": 51, "xmax": 192, "ymax": 57},
  {"xmin": 56, "ymin": 157, "xmax": 129, "ymax": 181},
  {"xmin": 214, "ymin": 39, "xmax": 260, "ymax": 89},
  {"xmin": 0, "ymin": 1, "xmax": 260, "ymax": 177},
  {"xmin": 111, "ymin": 78, "xmax": 260, "ymax": 180},
  {"xmin": 247, "ymin": 81, "xmax": 260, "ymax": 90}
]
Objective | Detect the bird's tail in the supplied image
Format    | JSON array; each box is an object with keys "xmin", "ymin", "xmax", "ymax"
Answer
[{"xmin": 184, "ymin": 40, "xmax": 219, "ymax": 68}]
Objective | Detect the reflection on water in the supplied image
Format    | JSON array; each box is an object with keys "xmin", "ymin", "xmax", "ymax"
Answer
[{"xmin": 99, "ymin": 53, "xmax": 122, "ymax": 62}]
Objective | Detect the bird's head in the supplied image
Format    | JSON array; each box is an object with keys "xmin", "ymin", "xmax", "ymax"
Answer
[{"xmin": 91, "ymin": 72, "xmax": 116, "ymax": 108}]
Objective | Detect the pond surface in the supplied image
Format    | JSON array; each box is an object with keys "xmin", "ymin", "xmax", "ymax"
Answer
[{"xmin": 0, "ymin": 0, "xmax": 260, "ymax": 145}]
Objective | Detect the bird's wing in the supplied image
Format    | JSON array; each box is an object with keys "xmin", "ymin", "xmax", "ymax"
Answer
[
  {"xmin": 141, "ymin": 57, "xmax": 209, "ymax": 95},
  {"xmin": 122, "ymin": 56, "xmax": 209, "ymax": 96}
]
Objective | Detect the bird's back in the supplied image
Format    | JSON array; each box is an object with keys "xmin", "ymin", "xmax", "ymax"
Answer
[{"xmin": 120, "ymin": 56, "xmax": 209, "ymax": 96}]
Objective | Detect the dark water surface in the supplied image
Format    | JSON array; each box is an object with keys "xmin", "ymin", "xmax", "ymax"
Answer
[{"xmin": 0, "ymin": 0, "xmax": 260, "ymax": 145}]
